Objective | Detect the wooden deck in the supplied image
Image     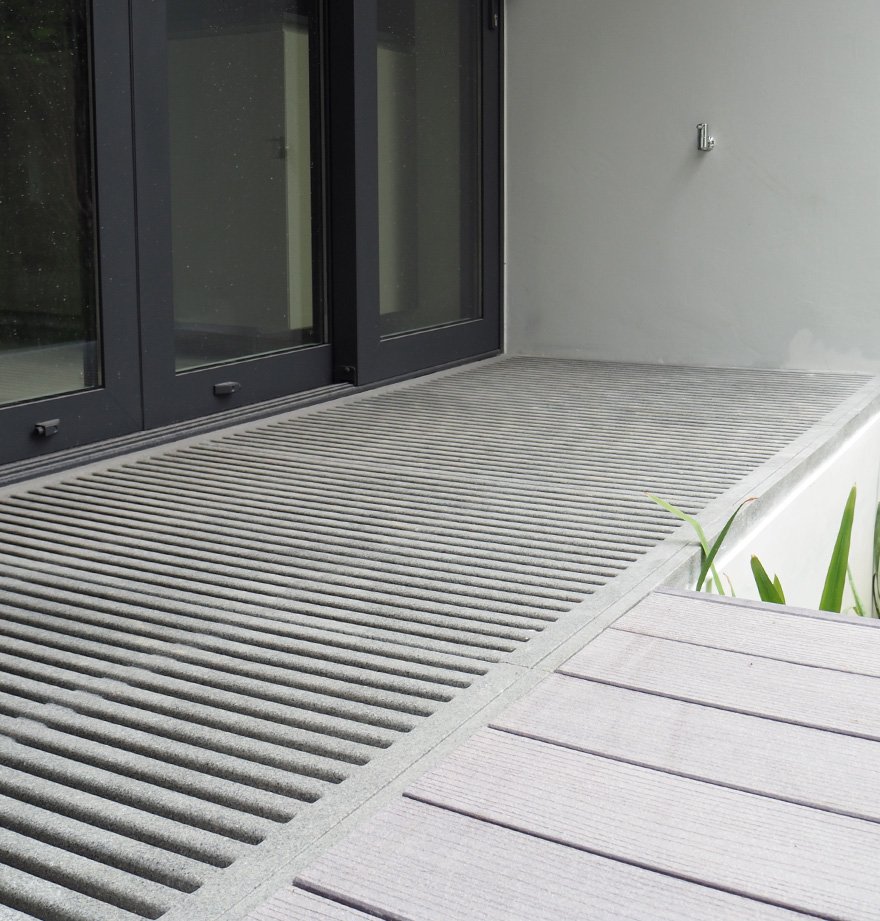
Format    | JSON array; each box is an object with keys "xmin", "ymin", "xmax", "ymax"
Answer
[{"xmin": 250, "ymin": 589, "xmax": 880, "ymax": 921}]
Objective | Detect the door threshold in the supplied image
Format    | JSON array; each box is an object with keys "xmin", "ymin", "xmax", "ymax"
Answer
[
  {"xmin": 0, "ymin": 350, "xmax": 502, "ymax": 490},
  {"xmin": 0, "ymin": 383, "xmax": 351, "ymax": 490}
]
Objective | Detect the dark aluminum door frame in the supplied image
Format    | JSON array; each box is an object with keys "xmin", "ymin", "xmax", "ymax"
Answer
[
  {"xmin": 0, "ymin": 0, "xmax": 501, "ymax": 467},
  {"xmin": 130, "ymin": 0, "xmax": 333, "ymax": 430},
  {"xmin": 0, "ymin": 1, "xmax": 143, "ymax": 466},
  {"xmin": 328, "ymin": 0, "xmax": 502, "ymax": 387}
]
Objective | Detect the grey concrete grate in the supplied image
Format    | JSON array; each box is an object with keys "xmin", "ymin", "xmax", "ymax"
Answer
[{"xmin": 0, "ymin": 357, "xmax": 870, "ymax": 920}]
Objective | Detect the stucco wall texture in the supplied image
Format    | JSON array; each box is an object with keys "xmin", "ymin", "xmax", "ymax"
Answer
[{"xmin": 505, "ymin": 0, "xmax": 880, "ymax": 373}]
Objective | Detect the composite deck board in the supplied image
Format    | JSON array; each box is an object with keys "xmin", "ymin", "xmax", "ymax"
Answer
[
  {"xmin": 406, "ymin": 728, "xmax": 880, "ymax": 920},
  {"xmin": 561, "ymin": 627, "xmax": 880, "ymax": 739},
  {"xmin": 618, "ymin": 590, "xmax": 880, "ymax": 676},
  {"xmin": 247, "ymin": 889, "xmax": 376, "ymax": 921},
  {"xmin": 494, "ymin": 674, "xmax": 880, "ymax": 821},
  {"xmin": 292, "ymin": 798, "xmax": 810, "ymax": 921}
]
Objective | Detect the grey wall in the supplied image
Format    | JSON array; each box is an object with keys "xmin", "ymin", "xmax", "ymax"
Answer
[{"xmin": 505, "ymin": 0, "xmax": 880, "ymax": 372}]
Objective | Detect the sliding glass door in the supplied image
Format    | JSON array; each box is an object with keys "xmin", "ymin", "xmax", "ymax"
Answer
[
  {"xmin": 377, "ymin": 0, "xmax": 483, "ymax": 337},
  {"xmin": 0, "ymin": 2, "xmax": 100, "ymax": 405},
  {"xmin": 133, "ymin": 0, "xmax": 331, "ymax": 427},
  {"xmin": 331, "ymin": 0, "xmax": 501, "ymax": 384},
  {"xmin": 0, "ymin": 0, "xmax": 501, "ymax": 465},
  {"xmin": 168, "ymin": 3, "xmax": 323, "ymax": 373},
  {"xmin": 0, "ymin": 0, "xmax": 140, "ymax": 465}
]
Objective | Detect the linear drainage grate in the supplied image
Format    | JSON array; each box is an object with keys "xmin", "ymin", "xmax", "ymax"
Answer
[{"xmin": 0, "ymin": 357, "xmax": 871, "ymax": 920}]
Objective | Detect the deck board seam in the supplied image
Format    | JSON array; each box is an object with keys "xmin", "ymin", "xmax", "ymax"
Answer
[
  {"xmin": 554, "ymin": 666, "xmax": 880, "ymax": 744},
  {"xmin": 291, "ymin": 882, "xmax": 408, "ymax": 921},
  {"xmin": 609, "ymin": 623, "xmax": 880, "ymax": 679},
  {"xmin": 655, "ymin": 586, "xmax": 880, "ymax": 628},
  {"xmin": 485, "ymin": 718, "xmax": 880, "ymax": 826},
  {"xmin": 396, "ymin": 791, "xmax": 834, "ymax": 921}
]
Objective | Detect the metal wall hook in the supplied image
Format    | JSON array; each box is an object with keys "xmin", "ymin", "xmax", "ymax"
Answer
[{"xmin": 697, "ymin": 123, "xmax": 716, "ymax": 152}]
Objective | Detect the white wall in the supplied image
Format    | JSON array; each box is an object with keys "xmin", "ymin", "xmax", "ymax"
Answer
[
  {"xmin": 715, "ymin": 412, "xmax": 880, "ymax": 614},
  {"xmin": 506, "ymin": 0, "xmax": 880, "ymax": 372}
]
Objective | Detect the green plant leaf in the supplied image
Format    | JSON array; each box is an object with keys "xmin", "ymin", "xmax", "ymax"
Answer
[
  {"xmin": 772, "ymin": 575, "xmax": 786, "ymax": 605},
  {"xmin": 873, "ymin": 502, "xmax": 880, "ymax": 575},
  {"xmin": 647, "ymin": 493, "xmax": 724, "ymax": 596},
  {"xmin": 819, "ymin": 485, "xmax": 857, "ymax": 614},
  {"xmin": 847, "ymin": 564, "xmax": 867, "ymax": 617},
  {"xmin": 873, "ymin": 502, "xmax": 880, "ymax": 617},
  {"xmin": 647, "ymin": 494, "xmax": 710, "ymax": 552},
  {"xmin": 750, "ymin": 556, "xmax": 785, "ymax": 604},
  {"xmin": 695, "ymin": 497, "xmax": 755, "ymax": 592}
]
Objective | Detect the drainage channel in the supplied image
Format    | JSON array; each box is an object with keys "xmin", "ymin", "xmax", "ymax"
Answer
[{"xmin": 0, "ymin": 357, "xmax": 871, "ymax": 920}]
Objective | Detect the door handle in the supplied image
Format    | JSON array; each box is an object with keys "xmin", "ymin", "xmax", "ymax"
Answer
[
  {"xmin": 489, "ymin": 0, "xmax": 500, "ymax": 30},
  {"xmin": 213, "ymin": 381, "xmax": 242, "ymax": 397},
  {"xmin": 33, "ymin": 418, "xmax": 61, "ymax": 438}
]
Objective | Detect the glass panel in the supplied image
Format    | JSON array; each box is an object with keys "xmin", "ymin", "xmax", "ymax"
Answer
[
  {"xmin": 0, "ymin": 1, "xmax": 101, "ymax": 407},
  {"xmin": 168, "ymin": 1, "xmax": 323, "ymax": 372},
  {"xmin": 377, "ymin": 0, "xmax": 482, "ymax": 337}
]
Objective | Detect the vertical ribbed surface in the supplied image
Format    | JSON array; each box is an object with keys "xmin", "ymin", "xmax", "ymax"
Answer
[{"xmin": 0, "ymin": 357, "xmax": 868, "ymax": 920}]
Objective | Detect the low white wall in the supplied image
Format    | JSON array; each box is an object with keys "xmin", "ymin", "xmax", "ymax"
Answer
[
  {"xmin": 714, "ymin": 413, "xmax": 880, "ymax": 614},
  {"xmin": 505, "ymin": 0, "xmax": 880, "ymax": 373}
]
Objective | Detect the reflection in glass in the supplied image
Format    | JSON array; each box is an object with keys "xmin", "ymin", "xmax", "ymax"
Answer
[
  {"xmin": 377, "ymin": 0, "xmax": 482, "ymax": 337},
  {"xmin": 0, "ymin": 1, "xmax": 101, "ymax": 407},
  {"xmin": 168, "ymin": 1, "xmax": 323, "ymax": 372}
]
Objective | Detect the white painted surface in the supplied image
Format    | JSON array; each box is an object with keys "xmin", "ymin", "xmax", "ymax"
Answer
[
  {"xmin": 715, "ymin": 412, "xmax": 880, "ymax": 613},
  {"xmin": 505, "ymin": 0, "xmax": 880, "ymax": 372}
]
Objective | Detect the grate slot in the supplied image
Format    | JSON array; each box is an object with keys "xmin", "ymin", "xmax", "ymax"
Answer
[
  {"xmin": 0, "ymin": 559, "xmax": 490, "ymax": 679},
  {"xmin": 0, "ymin": 607, "xmax": 422, "ymax": 740},
  {"xmin": 0, "ymin": 765, "xmax": 240, "ymax": 867},
  {"xmin": 0, "ymin": 569, "xmax": 468, "ymax": 696},
  {"xmin": 0, "ymin": 861, "xmax": 144, "ymax": 921},
  {"xmin": 11, "ymin": 487, "xmax": 627, "ymax": 579},
  {"xmin": 0, "ymin": 605, "xmax": 447, "ymax": 720},
  {"xmin": 0, "ymin": 793, "xmax": 210, "ymax": 892},
  {"xmin": 0, "ymin": 705, "xmax": 305, "ymax": 820},
  {"xmin": 0, "ymin": 549, "xmax": 527, "ymax": 654},
  {"xmin": 0, "ymin": 737, "xmax": 272, "ymax": 844},
  {"xmin": 0, "ymin": 825, "xmax": 175, "ymax": 919}
]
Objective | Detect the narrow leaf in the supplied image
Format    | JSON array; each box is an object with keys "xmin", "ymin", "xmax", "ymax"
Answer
[
  {"xmin": 819, "ymin": 485, "xmax": 857, "ymax": 613},
  {"xmin": 751, "ymin": 556, "xmax": 785, "ymax": 604},
  {"xmin": 647, "ymin": 494, "xmax": 710, "ymax": 554},
  {"xmin": 873, "ymin": 502, "xmax": 880, "ymax": 616},
  {"xmin": 847, "ymin": 565, "xmax": 867, "ymax": 618},
  {"xmin": 772, "ymin": 575, "xmax": 786, "ymax": 605},
  {"xmin": 873, "ymin": 502, "xmax": 880, "ymax": 575},
  {"xmin": 696, "ymin": 497, "xmax": 755, "ymax": 592},
  {"xmin": 648, "ymin": 493, "xmax": 722, "ymax": 594}
]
